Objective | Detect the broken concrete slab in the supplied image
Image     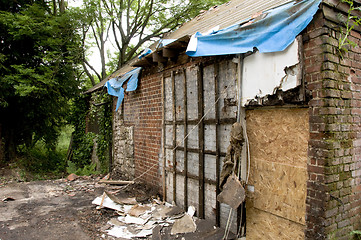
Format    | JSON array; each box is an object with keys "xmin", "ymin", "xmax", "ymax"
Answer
[
  {"xmin": 170, "ymin": 214, "xmax": 196, "ymax": 235},
  {"xmin": 129, "ymin": 204, "xmax": 152, "ymax": 217}
]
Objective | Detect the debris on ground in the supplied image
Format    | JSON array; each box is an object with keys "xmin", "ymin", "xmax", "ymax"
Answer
[
  {"xmin": 1, "ymin": 171, "xmax": 235, "ymax": 240},
  {"xmin": 67, "ymin": 173, "xmax": 79, "ymax": 181},
  {"xmin": 2, "ymin": 197, "xmax": 15, "ymax": 202}
]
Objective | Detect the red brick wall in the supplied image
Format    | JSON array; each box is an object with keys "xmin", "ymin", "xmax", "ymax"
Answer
[
  {"xmin": 304, "ymin": 4, "xmax": 361, "ymax": 239},
  {"xmin": 122, "ymin": 73, "xmax": 163, "ymax": 189}
]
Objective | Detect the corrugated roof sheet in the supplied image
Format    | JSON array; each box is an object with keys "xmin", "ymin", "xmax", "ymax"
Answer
[{"xmin": 166, "ymin": 0, "xmax": 293, "ymax": 39}]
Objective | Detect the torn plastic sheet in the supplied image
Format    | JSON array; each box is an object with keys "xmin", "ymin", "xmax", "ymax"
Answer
[
  {"xmin": 186, "ymin": 0, "xmax": 321, "ymax": 57},
  {"xmin": 104, "ymin": 67, "xmax": 142, "ymax": 111},
  {"xmin": 138, "ymin": 48, "xmax": 152, "ymax": 59}
]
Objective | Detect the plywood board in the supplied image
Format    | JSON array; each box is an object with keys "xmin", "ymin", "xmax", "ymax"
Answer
[
  {"xmin": 246, "ymin": 108, "xmax": 309, "ymax": 168},
  {"xmin": 246, "ymin": 207, "xmax": 305, "ymax": 240},
  {"xmin": 246, "ymin": 108, "xmax": 308, "ymax": 231},
  {"xmin": 247, "ymin": 160, "xmax": 307, "ymax": 224}
]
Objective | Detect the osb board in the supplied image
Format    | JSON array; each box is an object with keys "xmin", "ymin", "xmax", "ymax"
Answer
[
  {"xmin": 247, "ymin": 160, "xmax": 307, "ymax": 224},
  {"xmin": 246, "ymin": 108, "xmax": 309, "ymax": 168},
  {"xmin": 246, "ymin": 108, "xmax": 308, "ymax": 225},
  {"xmin": 246, "ymin": 207, "xmax": 305, "ymax": 240}
]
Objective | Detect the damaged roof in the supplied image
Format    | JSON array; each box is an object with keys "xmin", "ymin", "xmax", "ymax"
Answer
[{"xmin": 86, "ymin": 0, "xmax": 321, "ymax": 94}]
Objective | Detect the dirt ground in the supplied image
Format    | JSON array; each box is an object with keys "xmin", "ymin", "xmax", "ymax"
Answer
[
  {"xmin": 0, "ymin": 167, "xmax": 157, "ymax": 240},
  {"xmin": 0, "ymin": 168, "xmax": 235, "ymax": 240}
]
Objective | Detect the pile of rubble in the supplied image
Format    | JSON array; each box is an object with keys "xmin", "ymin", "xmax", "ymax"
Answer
[{"xmin": 90, "ymin": 185, "xmax": 235, "ymax": 240}]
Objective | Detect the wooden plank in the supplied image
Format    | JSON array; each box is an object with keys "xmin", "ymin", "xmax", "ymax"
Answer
[
  {"xmin": 164, "ymin": 146, "xmax": 227, "ymax": 157},
  {"xmin": 171, "ymin": 71, "xmax": 177, "ymax": 203},
  {"xmin": 197, "ymin": 63, "xmax": 205, "ymax": 219},
  {"xmin": 99, "ymin": 180, "xmax": 135, "ymax": 185},
  {"xmin": 183, "ymin": 68, "xmax": 188, "ymax": 210},
  {"xmin": 165, "ymin": 168, "xmax": 217, "ymax": 185},
  {"xmin": 165, "ymin": 118, "xmax": 237, "ymax": 125},
  {"xmin": 214, "ymin": 61, "xmax": 221, "ymax": 227}
]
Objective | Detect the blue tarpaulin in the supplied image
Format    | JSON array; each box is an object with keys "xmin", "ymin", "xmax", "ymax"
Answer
[
  {"xmin": 186, "ymin": 0, "xmax": 321, "ymax": 57},
  {"xmin": 104, "ymin": 67, "xmax": 142, "ymax": 111}
]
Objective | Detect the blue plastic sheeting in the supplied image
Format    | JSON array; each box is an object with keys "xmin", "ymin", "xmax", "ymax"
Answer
[
  {"xmin": 104, "ymin": 67, "xmax": 142, "ymax": 111},
  {"xmin": 139, "ymin": 48, "xmax": 152, "ymax": 59},
  {"xmin": 186, "ymin": 0, "xmax": 321, "ymax": 57},
  {"xmin": 157, "ymin": 39, "xmax": 177, "ymax": 48}
]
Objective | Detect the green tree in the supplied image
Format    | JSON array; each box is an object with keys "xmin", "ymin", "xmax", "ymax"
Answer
[
  {"xmin": 81, "ymin": 0, "xmax": 229, "ymax": 84},
  {"xmin": 0, "ymin": 1, "xmax": 83, "ymax": 161}
]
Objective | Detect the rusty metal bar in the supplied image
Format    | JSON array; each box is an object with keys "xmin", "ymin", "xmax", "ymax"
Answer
[
  {"xmin": 183, "ymin": 68, "xmax": 188, "ymax": 210},
  {"xmin": 197, "ymin": 64, "xmax": 205, "ymax": 219}
]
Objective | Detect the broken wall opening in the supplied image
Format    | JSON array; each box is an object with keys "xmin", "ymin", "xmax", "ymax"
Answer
[
  {"xmin": 161, "ymin": 42, "xmax": 309, "ymax": 236},
  {"xmin": 112, "ymin": 110, "xmax": 135, "ymax": 180},
  {"xmin": 162, "ymin": 58, "xmax": 239, "ymax": 232}
]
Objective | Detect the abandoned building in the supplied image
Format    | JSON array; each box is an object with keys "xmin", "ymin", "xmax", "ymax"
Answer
[{"xmin": 85, "ymin": 0, "xmax": 361, "ymax": 239}]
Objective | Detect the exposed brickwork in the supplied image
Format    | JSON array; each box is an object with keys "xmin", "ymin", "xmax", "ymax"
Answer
[
  {"xmin": 122, "ymin": 73, "xmax": 163, "ymax": 190},
  {"xmin": 304, "ymin": 4, "xmax": 361, "ymax": 239}
]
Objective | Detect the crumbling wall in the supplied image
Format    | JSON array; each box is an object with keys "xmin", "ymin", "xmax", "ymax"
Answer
[
  {"xmin": 112, "ymin": 110, "xmax": 134, "ymax": 180},
  {"xmin": 163, "ymin": 58, "xmax": 238, "ymax": 232},
  {"xmin": 304, "ymin": 3, "xmax": 361, "ymax": 239},
  {"xmin": 246, "ymin": 108, "xmax": 309, "ymax": 239}
]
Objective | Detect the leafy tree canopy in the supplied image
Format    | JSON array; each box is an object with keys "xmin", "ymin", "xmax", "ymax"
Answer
[
  {"xmin": 81, "ymin": 0, "xmax": 229, "ymax": 85},
  {"xmin": 0, "ymin": 0, "xmax": 83, "ymax": 160}
]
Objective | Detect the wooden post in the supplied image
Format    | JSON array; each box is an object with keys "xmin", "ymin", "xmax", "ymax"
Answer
[
  {"xmin": 162, "ymin": 75, "xmax": 167, "ymax": 202},
  {"xmin": 171, "ymin": 71, "xmax": 177, "ymax": 203},
  {"xmin": 183, "ymin": 68, "xmax": 189, "ymax": 210},
  {"xmin": 197, "ymin": 64, "xmax": 205, "ymax": 219},
  {"xmin": 214, "ymin": 61, "xmax": 221, "ymax": 226}
]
